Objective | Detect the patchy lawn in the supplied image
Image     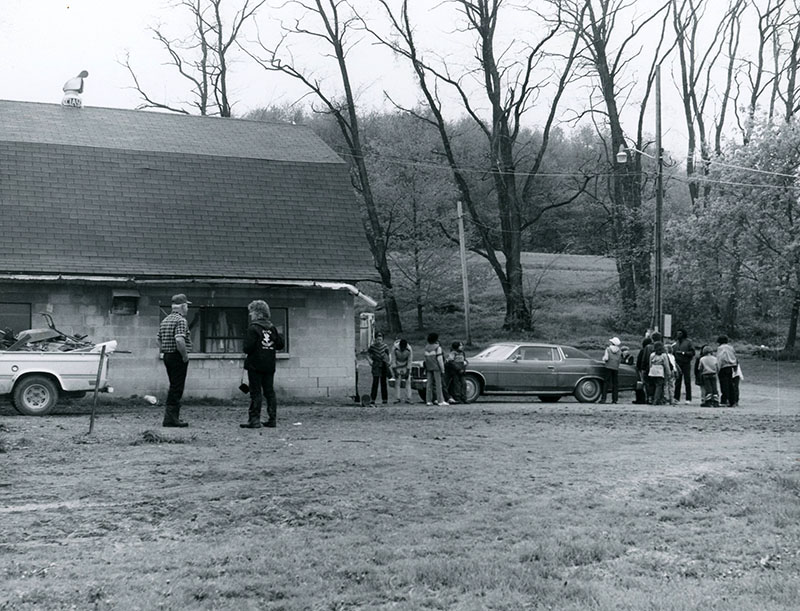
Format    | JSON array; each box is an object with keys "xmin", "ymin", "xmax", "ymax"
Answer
[{"xmin": 1, "ymin": 357, "xmax": 799, "ymax": 610}]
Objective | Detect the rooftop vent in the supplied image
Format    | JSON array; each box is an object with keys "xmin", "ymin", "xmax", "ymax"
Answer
[{"xmin": 62, "ymin": 70, "xmax": 89, "ymax": 108}]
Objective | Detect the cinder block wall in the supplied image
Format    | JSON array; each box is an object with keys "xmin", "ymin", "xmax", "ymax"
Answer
[{"xmin": 0, "ymin": 282, "xmax": 358, "ymax": 402}]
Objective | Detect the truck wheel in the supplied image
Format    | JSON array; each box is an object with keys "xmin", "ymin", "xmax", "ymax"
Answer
[{"xmin": 13, "ymin": 376, "xmax": 59, "ymax": 416}]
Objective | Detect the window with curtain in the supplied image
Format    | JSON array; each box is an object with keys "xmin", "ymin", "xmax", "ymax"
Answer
[{"xmin": 160, "ymin": 306, "xmax": 288, "ymax": 354}]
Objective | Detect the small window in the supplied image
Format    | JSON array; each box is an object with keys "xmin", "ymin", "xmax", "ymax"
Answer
[
  {"xmin": 0, "ymin": 302, "xmax": 32, "ymax": 335},
  {"xmin": 111, "ymin": 290, "xmax": 140, "ymax": 315},
  {"xmin": 562, "ymin": 346, "xmax": 591, "ymax": 360}
]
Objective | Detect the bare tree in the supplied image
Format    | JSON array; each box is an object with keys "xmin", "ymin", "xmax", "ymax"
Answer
[
  {"xmin": 123, "ymin": 0, "xmax": 265, "ymax": 116},
  {"xmin": 560, "ymin": 0, "xmax": 673, "ymax": 319},
  {"xmin": 672, "ymin": 0, "xmax": 745, "ymax": 206},
  {"xmin": 243, "ymin": 0, "xmax": 403, "ymax": 332},
  {"xmin": 365, "ymin": 0, "xmax": 583, "ymax": 332},
  {"xmin": 776, "ymin": 1, "xmax": 800, "ymax": 121},
  {"xmin": 732, "ymin": 0, "xmax": 787, "ymax": 140}
]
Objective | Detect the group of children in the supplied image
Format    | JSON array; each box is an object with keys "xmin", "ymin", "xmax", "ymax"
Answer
[
  {"xmin": 636, "ymin": 330, "xmax": 741, "ymax": 408},
  {"xmin": 366, "ymin": 331, "xmax": 468, "ymax": 406}
]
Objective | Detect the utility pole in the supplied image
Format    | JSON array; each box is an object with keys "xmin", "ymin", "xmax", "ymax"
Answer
[
  {"xmin": 457, "ymin": 200, "xmax": 471, "ymax": 345},
  {"xmin": 653, "ymin": 64, "xmax": 663, "ymax": 333}
]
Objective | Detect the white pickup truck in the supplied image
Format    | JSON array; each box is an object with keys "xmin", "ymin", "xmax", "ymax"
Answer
[{"xmin": 0, "ymin": 315, "xmax": 116, "ymax": 416}]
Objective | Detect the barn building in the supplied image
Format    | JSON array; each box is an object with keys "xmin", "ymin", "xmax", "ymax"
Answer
[{"xmin": 0, "ymin": 99, "xmax": 377, "ymax": 401}]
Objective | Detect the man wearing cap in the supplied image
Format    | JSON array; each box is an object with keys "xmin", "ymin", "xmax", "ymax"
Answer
[
  {"xmin": 157, "ymin": 294, "xmax": 193, "ymax": 427},
  {"xmin": 600, "ymin": 337, "xmax": 622, "ymax": 404}
]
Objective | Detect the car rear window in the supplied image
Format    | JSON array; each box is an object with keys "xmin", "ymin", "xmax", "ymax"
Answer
[
  {"xmin": 474, "ymin": 344, "xmax": 517, "ymax": 360},
  {"xmin": 561, "ymin": 346, "xmax": 591, "ymax": 359}
]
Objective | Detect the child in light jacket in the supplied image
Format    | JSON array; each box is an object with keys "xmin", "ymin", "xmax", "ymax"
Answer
[
  {"xmin": 648, "ymin": 341, "xmax": 670, "ymax": 405},
  {"xmin": 698, "ymin": 346, "xmax": 719, "ymax": 407},
  {"xmin": 390, "ymin": 338, "xmax": 413, "ymax": 404}
]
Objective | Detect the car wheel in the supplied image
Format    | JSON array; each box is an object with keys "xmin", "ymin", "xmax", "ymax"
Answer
[
  {"xmin": 574, "ymin": 378, "xmax": 602, "ymax": 403},
  {"xmin": 538, "ymin": 395, "xmax": 561, "ymax": 403},
  {"xmin": 13, "ymin": 375, "xmax": 59, "ymax": 416},
  {"xmin": 463, "ymin": 374, "xmax": 481, "ymax": 403}
]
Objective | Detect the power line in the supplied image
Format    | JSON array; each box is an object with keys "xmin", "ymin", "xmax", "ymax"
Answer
[
  {"xmin": 333, "ymin": 145, "xmax": 800, "ymax": 184},
  {"xmin": 688, "ymin": 154, "xmax": 799, "ymax": 180},
  {"xmin": 670, "ymin": 174, "xmax": 800, "ymax": 191},
  {"xmin": 333, "ymin": 147, "xmax": 620, "ymax": 179}
]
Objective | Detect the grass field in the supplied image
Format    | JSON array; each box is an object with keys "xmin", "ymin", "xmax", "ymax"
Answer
[
  {"xmin": 1, "ymin": 357, "xmax": 798, "ymax": 610},
  {"xmin": 389, "ymin": 250, "xmax": 790, "ymax": 353},
  {"xmin": 389, "ymin": 251, "xmax": 630, "ymax": 346}
]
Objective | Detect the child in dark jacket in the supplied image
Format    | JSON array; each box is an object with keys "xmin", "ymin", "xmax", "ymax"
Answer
[
  {"xmin": 444, "ymin": 341, "xmax": 468, "ymax": 403},
  {"xmin": 367, "ymin": 332, "xmax": 391, "ymax": 406}
]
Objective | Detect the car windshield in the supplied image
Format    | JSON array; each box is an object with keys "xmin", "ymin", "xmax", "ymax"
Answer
[
  {"xmin": 472, "ymin": 344, "xmax": 518, "ymax": 361},
  {"xmin": 561, "ymin": 346, "xmax": 592, "ymax": 360}
]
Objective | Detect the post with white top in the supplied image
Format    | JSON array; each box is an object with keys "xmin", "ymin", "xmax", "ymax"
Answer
[{"xmin": 457, "ymin": 200, "xmax": 471, "ymax": 345}]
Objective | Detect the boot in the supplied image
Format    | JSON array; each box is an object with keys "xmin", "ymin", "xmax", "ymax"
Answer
[
  {"xmin": 241, "ymin": 402, "xmax": 262, "ymax": 428},
  {"xmin": 263, "ymin": 400, "xmax": 277, "ymax": 427},
  {"xmin": 163, "ymin": 404, "xmax": 188, "ymax": 427}
]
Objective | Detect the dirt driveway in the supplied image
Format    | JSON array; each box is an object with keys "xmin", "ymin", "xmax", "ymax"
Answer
[{"xmin": 1, "ymin": 356, "xmax": 798, "ymax": 610}]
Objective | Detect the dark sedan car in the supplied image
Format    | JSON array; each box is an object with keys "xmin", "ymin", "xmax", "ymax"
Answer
[{"xmin": 410, "ymin": 342, "xmax": 638, "ymax": 403}]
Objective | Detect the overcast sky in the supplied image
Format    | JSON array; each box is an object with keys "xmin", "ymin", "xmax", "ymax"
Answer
[
  {"xmin": 0, "ymin": 0, "xmax": 423, "ymax": 115},
  {"xmin": 1, "ymin": 0, "xmax": 744, "ymax": 155},
  {"xmin": 3, "ymin": 1, "xmax": 162, "ymax": 109}
]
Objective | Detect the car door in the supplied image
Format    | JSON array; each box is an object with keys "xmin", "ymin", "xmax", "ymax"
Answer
[
  {"xmin": 495, "ymin": 345, "xmax": 559, "ymax": 391},
  {"xmin": 555, "ymin": 345, "xmax": 597, "ymax": 390}
]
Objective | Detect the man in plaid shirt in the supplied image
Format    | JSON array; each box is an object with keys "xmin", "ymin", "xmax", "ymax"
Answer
[{"xmin": 157, "ymin": 294, "xmax": 193, "ymax": 427}]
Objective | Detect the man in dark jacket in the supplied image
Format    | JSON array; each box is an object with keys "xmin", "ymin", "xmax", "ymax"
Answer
[
  {"xmin": 634, "ymin": 336, "xmax": 652, "ymax": 404},
  {"xmin": 672, "ymin": 328, "xmax": 695, "ymax": 404},
  {"xmin": 241, "ymin": 300, "xmax": 285, "ymax": 428}
]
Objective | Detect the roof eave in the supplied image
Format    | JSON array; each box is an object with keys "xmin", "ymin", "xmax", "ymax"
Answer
[{"xmin": 0, "ymin": 273, "xmax": 378, "ymax": 306}]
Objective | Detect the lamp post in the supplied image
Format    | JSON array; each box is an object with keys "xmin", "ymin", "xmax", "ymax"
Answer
[{"xmin": 616, "ymin": 64, "xmax": 664, "ymax": 333}]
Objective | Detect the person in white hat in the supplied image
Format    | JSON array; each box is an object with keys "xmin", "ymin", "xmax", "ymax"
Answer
[{"xmin": 600, "ymin": 337, "xmax": 622, "ymax": 403}]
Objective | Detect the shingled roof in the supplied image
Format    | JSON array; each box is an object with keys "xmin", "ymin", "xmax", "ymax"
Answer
[{"xmin": 0, "ymin": 100, "xmax": 377, "ymax": 283}]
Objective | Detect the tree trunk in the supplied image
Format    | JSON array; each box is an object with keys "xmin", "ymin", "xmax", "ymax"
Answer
[
  {"xmin": 588, "ymin": 6, "xmax": 650, "ymax": 317},
  {"xmin": 494, "ymin": 131, "xmax": 532, "ymax": 331},
  {"xmin": 413, "ymin": 205, "xmax": 425, "ymax": 331},
  {"xmin": 502, "ymin": 246, "xmax": 531, "ymax": 331},
  {"xmin": 379, "ymin": 279, "xmax": 403, "ymax": 334},
  {"xmin": 785, "ymin": 292, "xmax": 800, "ymax": 351},
  {"xmin": 721, "ymin": 258, "xmax": 741, "ymax": 336}
]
